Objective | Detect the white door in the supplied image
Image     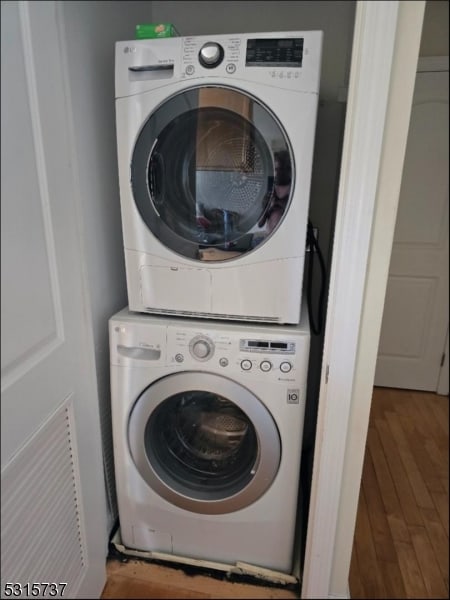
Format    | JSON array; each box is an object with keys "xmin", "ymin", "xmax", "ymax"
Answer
[
  {"xmin": 375, "ymin": 63, "xmax": 449, "ymax": 392},
  {"xmin": 1, "ymin": 2, "xmax": 107, "ymax": 597}
]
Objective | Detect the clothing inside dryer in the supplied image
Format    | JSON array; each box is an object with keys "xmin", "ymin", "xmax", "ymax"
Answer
[
  {"xmin": 144, "ymin": 391, "xmax": 259, "ymax": 496},
  {"xmin": 132, "ymin": 86, "xmax": 293, "ymax": 261}
]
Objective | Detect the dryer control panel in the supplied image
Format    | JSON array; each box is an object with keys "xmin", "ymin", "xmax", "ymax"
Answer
[
  {"xmin": 115, "ymin": 30, "xmax": 322, "ymax": 98},
  {"xmin": 180, "ymin": 32, "xmax": 318, "ymax": 89}
]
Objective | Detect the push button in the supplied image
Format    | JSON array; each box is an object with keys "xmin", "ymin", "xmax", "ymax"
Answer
[
  {"xmin": 280, "ymin": 361, "xmax": 292, "ymax": 373},
  {"xmin": 241, "ymin": 359, "xmax": 252, "ymax": 371},
  {"xmin": 260, "ymin": 360, "xmax": 272, "ymax": 372}
]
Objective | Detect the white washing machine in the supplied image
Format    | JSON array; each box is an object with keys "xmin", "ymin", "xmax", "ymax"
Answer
[
  {"xmin": 115, "ymin": 31, "xmax": 322, "ymax": 324},
  {"xmin": 109, "ymin": 306, "xmax": 310, "ymax": 573}
]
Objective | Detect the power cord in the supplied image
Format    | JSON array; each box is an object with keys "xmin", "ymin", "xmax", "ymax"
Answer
[{"xmin": 306, "ymin": 220, "xmax": 327, "ymax": 335}]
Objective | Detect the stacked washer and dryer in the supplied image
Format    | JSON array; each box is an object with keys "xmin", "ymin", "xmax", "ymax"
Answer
[{"xmin": 110, "ymin": 30, "xmax": 322, "ymax": 575}]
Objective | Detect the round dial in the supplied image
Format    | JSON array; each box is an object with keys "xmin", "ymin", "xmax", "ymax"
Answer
[
  {"xmin": 189, "ymin": 336, "xmax": 214, "ymax": 361},
  {"xmin": 199, "ymin": 42, "xmax": 225, "ymax": 68}
]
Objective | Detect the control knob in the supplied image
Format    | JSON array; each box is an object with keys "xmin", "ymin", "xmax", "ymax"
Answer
[
  {"xmin": 199, "ymin": 42, "xmax": 225, "ymax": 68},
  {"xmin": 189, "ymin": 336, "xmax": 214, "ymax": 361}
]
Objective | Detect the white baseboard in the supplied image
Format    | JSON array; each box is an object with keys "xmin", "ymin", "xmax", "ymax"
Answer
[{"xmin": 328, "ymin": 586, "xmax": 351, "ymax": 599}]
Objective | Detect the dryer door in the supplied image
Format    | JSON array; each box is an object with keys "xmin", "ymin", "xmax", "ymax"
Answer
[
  {"xmin": 128, "ymin": 371, "xmax": 281, "ymax": 514},
  {"xmin": 131, "ymin": 85, "xmax": 293, "ymax": 261}
]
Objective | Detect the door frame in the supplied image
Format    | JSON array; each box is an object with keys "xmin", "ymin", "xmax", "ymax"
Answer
[
  {"xmin": 418, "ymin": 55, "xmax": 449, "ymax": 398},
  {"xmin": 300, "ymin": 1, "xmax": 426, "ymax": 598}
]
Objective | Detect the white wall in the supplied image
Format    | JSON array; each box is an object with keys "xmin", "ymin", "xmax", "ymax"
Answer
[
  {"xmin": 329, "ymin": 2, "xmax": 426, "ymax": 596},
  {"xmin": 420, "ymin": 0, "xmax": 449, "ymax": 56},
  {"xmin": 58, "ymin": 0, "xmax": 155, "ymax": 528}
]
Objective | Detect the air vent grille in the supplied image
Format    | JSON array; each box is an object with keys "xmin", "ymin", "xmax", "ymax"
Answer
[{"xmin": 1, "ymin": 398, "xmax": 85, "ymax": 596}]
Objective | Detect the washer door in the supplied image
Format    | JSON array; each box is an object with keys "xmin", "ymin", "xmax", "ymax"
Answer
[
  {"xmin": 128, "ymin": 371, "xmax": 281, "ymax": 514},
  {"xmin": 131, "ymin": 85, "xmax": 293, "ymax": 261}
]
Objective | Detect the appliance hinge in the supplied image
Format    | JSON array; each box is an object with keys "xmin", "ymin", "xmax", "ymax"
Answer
[
  {"xmin": 440, "ymin": 353, "xmax": 446, "ymax": 367},
  {"xmin": 325, "ymin": 364, "xmax": 330, "ymax": 383}
]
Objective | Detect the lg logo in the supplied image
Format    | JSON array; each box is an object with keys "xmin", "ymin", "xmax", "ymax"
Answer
[
  {"xmin": 287, "ymin": 389, "xmax": 300, "ymax": 404},
  {"xmin": 124, "ymin": 46, "xmax": 137, "ymax": 54}
]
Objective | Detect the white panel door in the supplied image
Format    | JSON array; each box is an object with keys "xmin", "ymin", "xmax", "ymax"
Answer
[
  {"xmin": 375, "ymin": 66, "xmax": 449, "ymax": 391},
  {"xmin": 1, "ymin": 2, "xmax": 107, "ymax": 597}
]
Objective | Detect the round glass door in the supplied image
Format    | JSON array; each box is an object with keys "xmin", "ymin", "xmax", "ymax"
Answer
[
  {"xmin": 128, "ymin": 372, "xmax": 281, "ymax": 514},
  {"xmin": 131, "ymin": 86, "xmax": 293, "ymax": 261}
]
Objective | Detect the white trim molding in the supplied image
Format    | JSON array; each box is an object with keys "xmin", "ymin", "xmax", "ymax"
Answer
[
  {"xmin": 300, "ymin": 1, "xmax": 400, "ymax": 598},
  {"xmin": 301, "ymin": 1, "xmax": 427, "ymax": 598}
]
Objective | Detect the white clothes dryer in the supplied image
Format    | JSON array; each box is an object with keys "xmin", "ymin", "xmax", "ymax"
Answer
[
  {"xmin": 115, "ymin": 31, "xmax": 322, "ymax": 324},
  {"xmin": 109, "ymin": 307, "xmax": 310, "ymax": 573}
]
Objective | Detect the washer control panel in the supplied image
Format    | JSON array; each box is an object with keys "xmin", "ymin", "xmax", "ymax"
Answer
[
  {"xmin": 110, "ymin": 313, "xmax": 309, "ymax": 382},
  {"xmin": 166, "ymin": 328, "xmax": 302, "ymax": 380}
]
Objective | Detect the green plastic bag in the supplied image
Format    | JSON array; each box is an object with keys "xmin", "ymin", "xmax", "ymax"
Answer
[{"xmin": 135, "ymin": 23, "xmax": 178, "ymax": 39}]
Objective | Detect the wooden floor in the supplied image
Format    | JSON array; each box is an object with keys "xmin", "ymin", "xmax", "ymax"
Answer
[
  {"xmin": 101, "ymin": 388, "xmax": 448, "ymax": 599},
  {"xmin": 349, "ymin": 388, "xmax": 449, "ymax": 599},
  {"xmin": 101, "ymin": 559, "xmax": 299, "ymax": 599}
]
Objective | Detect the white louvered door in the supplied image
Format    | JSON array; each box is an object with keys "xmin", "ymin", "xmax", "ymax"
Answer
[{"xmin": 1, "ymin": 2, "xmax": 107, "ymax": 597}]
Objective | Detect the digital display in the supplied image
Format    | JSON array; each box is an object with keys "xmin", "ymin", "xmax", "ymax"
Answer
[
  {"xmin": 246, "ymin": 38, "xmax": 303, "ymax": 67},
  {"xmin": 248, "ymin": 341, "xmax": 269, "ymax": 348},
  {"xmin": 270, "ymin": 342, "xmax": 288, "ymax": 349},
  {"xmin": 241, "ymin": 339, "xmax": 295, "ymax": 353}
]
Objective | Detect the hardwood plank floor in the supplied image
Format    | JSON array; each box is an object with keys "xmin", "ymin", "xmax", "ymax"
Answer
[
  {"xmin": 101, "ymin": 559, "xmax": 299, "ymax": 599},
  {"xmin": 350, "ymin": 388, "xmax": 449, "ymax": 599},
  {"xmin": 101, "ymin": 387, "xmax": 448, "ymax": 599}
]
